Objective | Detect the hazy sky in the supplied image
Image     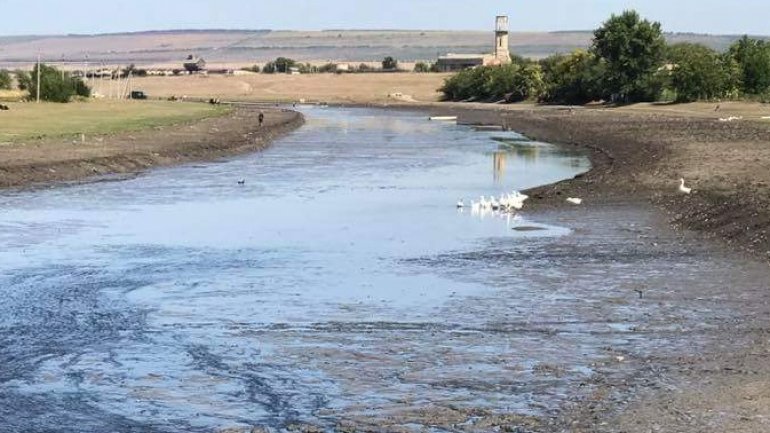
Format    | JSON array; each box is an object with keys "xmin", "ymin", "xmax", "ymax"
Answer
[{"xmin": 2, "ymin": 0, "xmax": 768, "ymax": 36}]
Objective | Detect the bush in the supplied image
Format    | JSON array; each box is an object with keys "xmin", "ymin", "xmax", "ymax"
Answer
[
  {"xmin": 0, "ymin": 70, "xmax": 11, "ymax": 90},
  {"xmin": 440, "ymin": 63, "xmax": 544, "ymax": 102}
]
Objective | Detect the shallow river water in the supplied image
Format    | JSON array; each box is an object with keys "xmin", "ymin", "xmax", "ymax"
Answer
[{"xmin": 1, "ymin": 107, "xmax": 768, "ymax": 433}]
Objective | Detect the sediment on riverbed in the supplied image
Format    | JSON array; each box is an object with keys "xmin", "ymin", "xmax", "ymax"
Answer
[{"xmin": 0, "ymin": 106, "xmax": 304, "ymax": 189}]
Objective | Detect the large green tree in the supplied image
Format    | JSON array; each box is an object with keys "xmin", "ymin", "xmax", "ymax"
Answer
[
  {"xmin": 382, "ymin": 56, "xmax": 399, "ymax": 71},
  {"xmin": 666, "ymin": 43, "xmax": 737, "ymax": 102},
  {"xmin": 728, "ymin": 36, "xmax": 770, "ymax": 95},
  {"xmin": 591, "ymin": 10, "xmax": 666, "ymax": 102},
  {"xmin": 16, "ymin": 64, "xmax": 90, "ymax": 102}
]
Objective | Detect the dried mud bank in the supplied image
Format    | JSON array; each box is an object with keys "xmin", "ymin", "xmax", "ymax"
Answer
[{"xmin": 0, "ymin": 106, "xmax": 304, "ymax": 189}]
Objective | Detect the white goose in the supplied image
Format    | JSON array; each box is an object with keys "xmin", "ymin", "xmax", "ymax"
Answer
[
  {"xmin": 490, "ymin": 196, "xmax": 501, "ymax": 211},
  {"xmin": 566, "ymin": 197, "xmax": 583, "ymax": 205},
  {"xmin": 678, "ymin": 178, "xmax": 692, "ymax": 194},
  {"xmin": 471, "ymin": 200, "xmax": 481, "ymax": 213},
  {"xmin": 480, "ymin": 196, "xmax": 492, "ymax": 210},
  {"xmin": 457, "ymin": 199, "xmax": 465, "ymax": 209}
]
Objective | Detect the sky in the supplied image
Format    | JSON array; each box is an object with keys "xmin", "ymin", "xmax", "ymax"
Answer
[{"xmin": 2, "ymin": 0, "xmax": 768, "ymax": 36}]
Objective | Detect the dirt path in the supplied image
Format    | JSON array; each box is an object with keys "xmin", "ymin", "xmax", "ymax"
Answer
[{"xmin": 0, "ymin": 105, "xmax": 304, "ymax": 189}]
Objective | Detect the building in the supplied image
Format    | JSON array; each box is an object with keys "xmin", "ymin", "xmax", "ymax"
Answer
[
  {"xmin": 436, "ymin": 16, "xmax": 512, "ymax": 72},
  {"xmin": 183, "ymin": 55, "xmax": 206, "ymax": 73}
]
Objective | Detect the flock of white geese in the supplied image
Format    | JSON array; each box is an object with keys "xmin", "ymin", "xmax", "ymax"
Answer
[
  {"xmin": 456, "ymin": 178, "xmax": 693, "ymax": 213},
  {"xmin": 457, "ymin": 191, "xmax": 531, "ymax": 213}
]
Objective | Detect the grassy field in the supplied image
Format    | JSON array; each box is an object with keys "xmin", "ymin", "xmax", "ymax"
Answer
[
  {"xmin": 0, "ymin": 100, "xmax": 230, "ymax": 142},
  {"xmin": 130, "ymin": 73, "xmax": 449, "ymax": 104}
]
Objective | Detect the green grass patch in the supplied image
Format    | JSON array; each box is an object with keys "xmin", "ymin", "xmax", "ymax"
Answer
[{"xmin": 0, "ymin": 100, "xmax": 230, "ymax": 143}]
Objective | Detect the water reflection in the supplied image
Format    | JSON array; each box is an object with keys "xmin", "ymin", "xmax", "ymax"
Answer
[{"xmin": 493, "ymin": 140, "xmax": 543, "ymax": 184}]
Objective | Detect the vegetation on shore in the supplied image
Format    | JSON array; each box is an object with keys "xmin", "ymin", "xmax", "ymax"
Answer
[
  {"xmin": 0, "ymin": 100, "xmax": 230, "ymax": 142},
  {"xmin": 441, "ymin": 10, "xmax": 770, "ymax": 105}
]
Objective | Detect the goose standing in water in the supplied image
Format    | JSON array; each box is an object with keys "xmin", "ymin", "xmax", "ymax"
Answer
[
  {"xmin": 471, "ymin": 200, "xmax": 481, "ymax": 213},
  {"xmin": 457, "ymin": 199, "xmax": 465, "ymax": 209},
  {"xmin": 479, "ymin": 196, "xmax": 490, "ymax": 210},
  {"xmin": 678, "ymin": 178, "xmax": 692, "ymax": 194}
]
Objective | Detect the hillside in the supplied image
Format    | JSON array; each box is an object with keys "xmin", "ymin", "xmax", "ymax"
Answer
[{"xmin": 0, "ymin": 29, "xmax": 766, "ymax": 68}]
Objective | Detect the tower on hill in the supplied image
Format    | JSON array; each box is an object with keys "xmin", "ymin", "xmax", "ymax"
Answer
[{"xmin": 435, "ymin": 15, "xmax": 513, "ymax": 72}]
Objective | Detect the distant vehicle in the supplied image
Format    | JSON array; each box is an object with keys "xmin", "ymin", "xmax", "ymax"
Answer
[{"xmin": 129, "ymin": 91, "xmax": 148, "ymax": 100}]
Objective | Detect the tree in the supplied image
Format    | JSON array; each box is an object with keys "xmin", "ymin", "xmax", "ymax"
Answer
[
  {"xmin": 666, "ymin": 43, "xmax": 736, "ymax": 102},
  {"xmin": 274, "ymin": 57, "xmax": 296, "ymax": 73},
  {"xmin": 262, "ymin": 62, "xmax": 277, "ymax": 74},
  {"xmin": 17, "ymin": 64, "xmax": 90, "ymax": 102},
  {"xmin": 540, "ymin": 50, "xmax": 605, "ymax": 104},
  {"xmin": 382, "ymin": 56, "xmax": 398, "ymax": 71},
  {"xmin": 0, "ymin": 70, "xmax": 11, "ymax": 90},
  {"xmin": 728, "ymin": 36, "xmax": 770, "ymax": 95},
  {"xmin": 413, "ymin": 62, "xmax": 431, "ymax": 73},
  {"xmin": 591, "ymin": 10, "xmax": 666, "ymax": 102}
]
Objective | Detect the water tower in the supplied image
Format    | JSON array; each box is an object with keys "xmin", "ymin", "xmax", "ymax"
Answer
[{"xmin": 495, "ymin": 16, "xmax": 511, "ymax": 64}]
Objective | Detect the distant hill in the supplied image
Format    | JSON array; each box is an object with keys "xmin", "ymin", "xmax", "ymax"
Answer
[{"xmin": 0, "ymin": 29, "xmax": 767, "ymax": 68}]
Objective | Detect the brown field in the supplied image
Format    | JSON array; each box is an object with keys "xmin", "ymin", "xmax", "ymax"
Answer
[
  {"xmin": 128, "ymin": 73, "xmax": 450, "ymax": 103},
  {"xmin": 1, "ymin": 29, "xmax": 765, "ymax": 70}
]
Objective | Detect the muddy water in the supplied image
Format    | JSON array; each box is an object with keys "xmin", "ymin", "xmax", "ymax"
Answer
[{"xmin": 0, "ymin": 107, "xmax": 767, "ymax": 433}]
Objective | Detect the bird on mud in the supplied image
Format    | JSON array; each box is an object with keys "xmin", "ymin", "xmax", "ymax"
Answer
[
  {"xmin": 566, "ymin": 197, "xmax": 583, "ymax": 205},
  {"xmin": 678, "ymin": 178, "xmax": 692, "ymax": 194}
]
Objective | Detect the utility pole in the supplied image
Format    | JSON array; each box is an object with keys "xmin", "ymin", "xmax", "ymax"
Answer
[{"xmin": 36, "ymin": 53, "xmax": 41, "ymax": 103}]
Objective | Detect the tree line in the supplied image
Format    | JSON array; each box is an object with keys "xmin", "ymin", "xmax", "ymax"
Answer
[{"xmin": 441, "ymin": 10, "xmax": 770, "ymax": 104}]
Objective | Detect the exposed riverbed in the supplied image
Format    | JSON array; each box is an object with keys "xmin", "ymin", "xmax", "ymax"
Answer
[{"xmin": 0, "ymin": 107, "xmax": 768, "ymax": 433}]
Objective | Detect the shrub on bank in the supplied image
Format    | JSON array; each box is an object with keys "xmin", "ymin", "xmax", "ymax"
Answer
[{"xmin": 440, "ymin": 63, "xmax": 544, "ymax": 102}]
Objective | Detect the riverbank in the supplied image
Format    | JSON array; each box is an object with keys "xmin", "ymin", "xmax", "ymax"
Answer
[
  {"xmin": 409, "ymin": 102, "xmax": 769, "ymax": 262},
  {"xmin": 0, "ymin": 104, "xmax": 303, "ymax": 189}
]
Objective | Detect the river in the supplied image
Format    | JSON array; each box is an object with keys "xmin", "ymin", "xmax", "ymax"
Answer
[{"xmin": 1, "ymin": 107, "xmax": 766, "ymax": 432}]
